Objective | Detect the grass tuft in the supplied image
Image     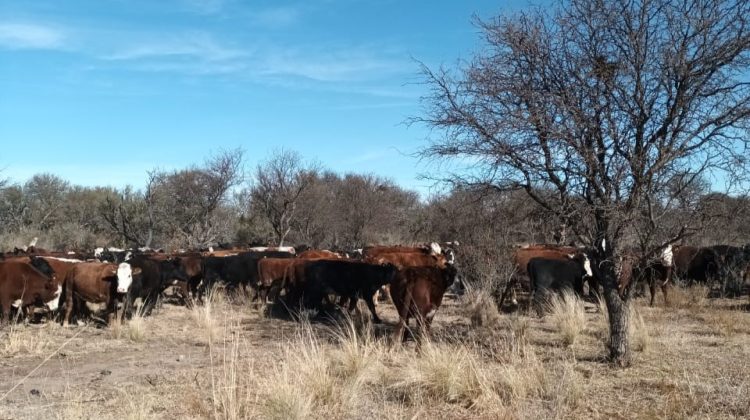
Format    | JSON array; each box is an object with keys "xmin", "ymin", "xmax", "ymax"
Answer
[{"xmin": 546, "ymin": 291, "xmax": 587, "ymax": 347}]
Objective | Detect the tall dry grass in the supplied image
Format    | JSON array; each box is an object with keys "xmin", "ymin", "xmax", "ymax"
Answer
[
  {"xmin": 546, "ymin": 291, "xmax": 587, "ymax": 347},
  {"xmin": 190, "ymin": 285, "xmax": 226, "ymax": 344},
  {"xmin": 0, "ymin": 323, "xmax": 56, "ymax": 357}
]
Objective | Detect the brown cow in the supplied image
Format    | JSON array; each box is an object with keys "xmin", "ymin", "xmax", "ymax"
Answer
[
  {"xmin": 364, "ymin": 252, "xmax": 450, "ymax": 306},
  {"xmin": 257, "ymin": 258, "xmax": 301, "ymax": 303},
  {"xmin": 298, "ymin": 250, "xmax": 342, "ymax": 259},
  {"xmin": 365, "ymin": 252, "xmax": 449, "ymax": 269},
  {"xmin": 62, "ymin": 262, "xmax": 140, "ymax": 326},
  {"xmin": 0, "ymin": 258, "xmax": 61, "ymax": 321},
  {"xmin": 391, "ymin": 264, "xmax": 459, "ymax": 345},
  {"xmin": 363, "ymin": 243, "xmax": 443, "ymax": 258}
]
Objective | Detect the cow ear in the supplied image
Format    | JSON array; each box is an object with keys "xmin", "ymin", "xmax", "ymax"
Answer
[
  {"xmin": 110, "ymin": 268, "xmax": 117, "ymax": 275},
  {"xmin": 132, "ymin": 268, "xmax": 142, "ymax": 276}
]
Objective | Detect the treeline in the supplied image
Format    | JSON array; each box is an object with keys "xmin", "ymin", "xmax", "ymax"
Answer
[{"xmin": 1, "ymin": 149, "xmax": 748, "ymax": 257}]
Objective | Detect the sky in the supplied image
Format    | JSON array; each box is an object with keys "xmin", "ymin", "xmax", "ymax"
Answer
[{"xmin": 0, "ymin": 0, "xmax": 535, "ymax": 195}]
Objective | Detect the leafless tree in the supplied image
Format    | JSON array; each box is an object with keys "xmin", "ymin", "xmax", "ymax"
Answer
[
  {"xmin": 153, "ymin": 149, "xmax": 244, "ymax": 248},
  {"xmin": 100, "ymin": 186, "xmax": 155, "ymax": 247},
  {"xmin": 100, "ymin": 149, "xmax": 243, "ymax": 248},
  {"xmin": 250, "ymin": 150, "xmax": 317, "ymax": 246},
  {"xmin": 414, "ymin": 0, "xmax": 750, "ymax": 366}
]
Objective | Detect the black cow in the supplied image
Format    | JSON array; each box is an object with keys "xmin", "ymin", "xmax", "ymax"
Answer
[
  {"xmin": 527, "ymin": 254, "xmax": 589, "ymax": 313},
  {"xmin": 298, "ymin": 260, "xmax": 398, "ymax": 323},
  {"xmin": 125, "ymin": 255, "xmax": 190, "ymax": 316},
  {"xmin": 201, "ymin": 251, "xmax": 295, "ymax": 299}
]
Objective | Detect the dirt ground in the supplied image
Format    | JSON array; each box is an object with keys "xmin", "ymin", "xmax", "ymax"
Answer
[{"xmin": 1, "ymin": 288, "xmax": 749, "ymax": 419}]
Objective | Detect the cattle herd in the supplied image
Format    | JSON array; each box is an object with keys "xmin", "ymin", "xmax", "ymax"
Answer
[{"xmin": 0, "ymin": 239, "xmax": 749, "ymax": 343}]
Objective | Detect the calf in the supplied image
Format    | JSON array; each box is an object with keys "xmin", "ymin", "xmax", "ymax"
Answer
[
  {"xmin": 0, "ymin": 258, "xmax": 61, "ymax": 321},
  {"xmin": 391, "ymin": 264, "xmax": 459, "ymax": 344},
  {"xmin": 62, "ymin": 262, "xmax": 139, "ymax": 326}
]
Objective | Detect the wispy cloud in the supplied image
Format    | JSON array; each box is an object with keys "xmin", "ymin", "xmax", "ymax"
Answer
[
  {"xmin": 0, "ymin": 22, "xmax": 65, "ymax": 50},
  {"xmin": 103, "ymin": 32, "xmax": 246, "ymax": 62},
  {"xmin": 258, "ymin": 47, "xmax": 408, "ymax": 82}
]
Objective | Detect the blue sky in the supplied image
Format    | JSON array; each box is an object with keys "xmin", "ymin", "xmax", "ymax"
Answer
[{"xmin": 0, "ymin": 0, "xmax": 533, "ymax": 195}]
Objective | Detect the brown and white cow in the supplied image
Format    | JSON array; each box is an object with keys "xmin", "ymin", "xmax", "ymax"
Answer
[
  {"xmin": 62, "ymin": 262, "xmax": 140, "ymax": 326},
  {"xmin": 0, "ymin": 258, "xmax": 62, "ymax": 321}
]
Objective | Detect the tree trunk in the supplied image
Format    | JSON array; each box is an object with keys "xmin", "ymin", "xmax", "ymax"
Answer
[{"xmin": 603, "ymin": 286, "xmax": 630, "ymax": 367}]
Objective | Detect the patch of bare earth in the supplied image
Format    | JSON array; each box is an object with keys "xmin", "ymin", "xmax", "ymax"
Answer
[{"xmin": 1, "ymin": 288, "xmax": 749, "ymax": 419}]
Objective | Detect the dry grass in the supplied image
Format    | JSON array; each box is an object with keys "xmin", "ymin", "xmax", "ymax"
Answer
[
  {"xmin": 462, "ymin": 287, "xmax": 501, "ymax": 327},
  {"xmin": 628, "ymin": 306, "xmax": 650, "ymax": 352},
  {"xmin": 546, "ymin": 290, "xmax": 587, "ymax": 347},
  {"xmin": 669, "ymin": 284, "xmax": 710, "ymax": 310},
  {"xmin": 3, "ymin": 284, "xmax": 750, "ymax": 420},
  {"xmin": 127, "ymin": 307, "xmax": 147, "ymax": 343},
  {"xmin": 0, "ymin": 323, "xmax": 56, "ymax": 357},
  {"xmin": 190, "ymin": 285, "xmax": 225, "ymax": 344}
]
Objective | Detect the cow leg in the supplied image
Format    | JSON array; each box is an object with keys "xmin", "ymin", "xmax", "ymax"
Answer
[
  {"xmin": 63, "ymin": 288, "xmax": 74, "ymax": 327},
  {"xmin": 363, "ymin": 292, "xmax": 382, "ymax": 324},
  {"xmin": 414, "ymin": 312, "xmax": 428, "ymax": 352},
  {"xmin": 392, "ymin": 292, "xmax": 412, "ymax": 345},
  {"xmin": 143, "ymin": 293, "xmax": 158, "ymax": 316},
  {"xmin": 1, "ymin": 300, "xmax": 10, "ymax": 324},
  {"xmin": 498, "ymin": 277, "xmax": 517, "ymax": 308},
  {"xmin": 649, "ymin": 277, "xmax": 657, "ymax": 307}
]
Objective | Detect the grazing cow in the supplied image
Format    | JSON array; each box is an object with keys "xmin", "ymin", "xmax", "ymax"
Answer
[
  {"xmin": 0, "ymin": 258, "xmax": 61, "ymax": 321},
  {"xmin": 62, "ymin": 262, "xmax": 140, "ymax": 326},
  {"xmin": 125, "ymin": 255, "xmax": 190, "ymax": 316},
  {"xmin": 527, "ymin": 253, "xmax": 591, "ymax": 313},
  {"xmin": 298, "ymin": 260, "xmax": 398, "ymax": 323},
  {"xmin": 391, "ymin": 264, "xmax": 459, "ymax": 344}
]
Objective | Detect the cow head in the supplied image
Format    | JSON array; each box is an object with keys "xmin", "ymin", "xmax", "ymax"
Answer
[
  {"xmin": 378, "ymin": 262, "xmax": 399, "ymax": 285},
  {"xmin": 442, "ymin": 264, "xmax": 460, "ymax": 290},
  {"xmin": 162, "ymin": 258, "xmax": 190, "ymax": 286},
  {"xmin": 567, "ymin": 252, "xmax": 593, "ymax": 278},
  {"xmin": 444, "ymin": 248, "xmax": 456, "ymax": 265},
  {"xmin": 116, "ymin": 263, "xmax": 140, "ymax": 293},
  {"xmin": 29, "ymin": 256, "xmax": 57, "ymax": 282}
]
